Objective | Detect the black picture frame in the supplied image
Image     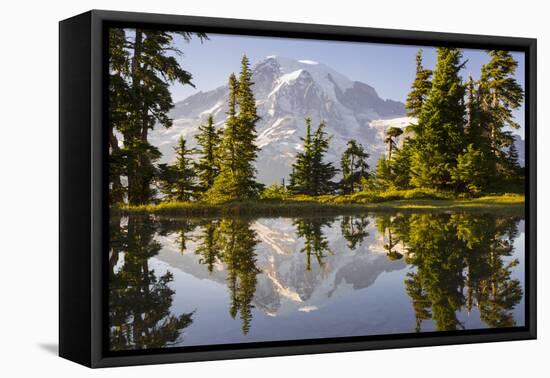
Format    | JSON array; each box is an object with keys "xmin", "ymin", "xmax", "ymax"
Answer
[{"xmin": 59, "ymin": 9, "xmax": 537, "ymax": 368}]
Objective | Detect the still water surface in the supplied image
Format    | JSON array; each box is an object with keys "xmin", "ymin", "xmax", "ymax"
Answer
[{"xmin": 108, "ymin": 212, "xmax": 525, "ymax": 351}]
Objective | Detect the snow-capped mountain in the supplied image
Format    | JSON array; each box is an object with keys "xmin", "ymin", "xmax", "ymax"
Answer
[
  {"xmin": 150, "ymin": 56, "xmax": 411, "ymax": 185},
  {"xmin": 155, "ymin": 217, "xmax": 406, "ymax": 318}
]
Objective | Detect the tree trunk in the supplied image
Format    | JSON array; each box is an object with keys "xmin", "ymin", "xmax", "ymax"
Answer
[
  {"xmin": 127, "ymin": 29, "xmax": 143, "ymax": 205},
  {"xmin": 109, "ymin": 128, "xmax": 124, "ymax": 203}
]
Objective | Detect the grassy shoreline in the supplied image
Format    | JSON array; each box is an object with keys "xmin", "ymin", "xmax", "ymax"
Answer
[{"xmin": 114, "ymin": 192, "xmax": 525, "ymax": 217}]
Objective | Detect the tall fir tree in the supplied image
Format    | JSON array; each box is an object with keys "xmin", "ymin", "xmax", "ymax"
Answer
[
  {"xmin": 451, "ymin": 144, "xmax": 489, "ymax": 195},
  {"xmin": 206, "ymin": 74, "xmax": 240, "ymax": 202},
  {"xmin": 409, "ymin": 48, "xmax": 467, "ymax": 189},
  {"xmin": 450, "ymin": 75, "xmax": 491, "ymax": 193},
  {"xmin": 405, "ymin": 49, "xmax": 433, "ymax": 118},
  {"xmin": 158, "ymin": 136, "xmax": 197, "ymax": 201},
  {"xmin": 107, "ymin": 28, "xmax": 206, "ymax": 206},
  {"xmin": 289, "ymin": 116, "xmax": 314, "ymax": 194},
  {"xmin": 478, "ymin": 50, "xmax": 524, "ymax": 177},
  {"xmin": 465, "ymin": 75, "xmax": 483, "ymax": 145},
  {"xmin": 340, "ymin": 140, "xmax": 370, "ymax": 194},
  {"xmin": 235, "ymin": 55, "xmax": 261, "ymax": 197},
  {"xmin": 396, "ymin": 49, "xmax": 432, "ymax": 191},
  {"xmin": 374, "ymin": 156, "xmax": 393, "ymax": 190},
  {"xmin": 311, "ymin": 121, "xmax": 338, "ymax": 195},
  {"xmin": 108, "ymin": 28, "xmax": 131, "ymax": 204},
  {"xmin": 207, "ymin": 55, "xmax": 261, "ymax": 202},
  {"xmin": 195, "ymin": 114, "xmax": 221, "ymax": 193},
  {"xmin": 391, "ymin": 139, "xmax": 413, "ymax": 189},
  {"xmin": 290, "ymin": 118, "xmax": 337, "ymax": 195}
]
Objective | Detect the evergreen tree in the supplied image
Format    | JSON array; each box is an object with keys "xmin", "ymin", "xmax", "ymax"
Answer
[
  {"xmin": 405, "ymin": 49, "xmax": 433, "ymax": 118},
  {"xmin": 396, "ymin": 49, "xmax": 432, "ymax": 192},
  {"xmin": 311, "ymin": 121, "xmax": 338, "ymax": 195},
  {"xmin": 391, "ymin": 139, "xmax": 413, "ymax": 189},
  {"xmin": 340, "ymin": 140, "xmax": 370, "ymax": 194},
  {"xmin": 158, "ymin": 136, "xmax": 196, "ymax": 201},
  {"xmin": 108, "ymin": 28, "xmax": 131, "ymax": 204},
  {"xmin": 384, "ymin": 126, "xmax": 404, "ymax": 161},
  {"xmin": 195, "ymin": 114, "xmax": 221, "ymax": 193},
  {"xmin": 451, "ymin": 144, "xmax": 489, "ymax": 195},
  {"xmin": 235, "ymin": 55, "xmax": 261, "ymax": 197},
  {"xmin": 289, "ymin": 116, "xmax": 314, "ymax": 194},
  {"xmin": 107, "ymin": 28, "xmax": 206, "ymax": 206},
  {"xmin": 409, "ymin": 48, "xmax": 467, "ymax": 189},
  {"xmin": 374, "ymin": 156, "xmax": 393, "ymax": 190},
  {"xmin": 206, "ymin": 74, "xmax": 240, "ymax": 202},
  {"xmin": 125, "ymin": 30, "xmax": 203, "ymax": 205},
  {"xmin": 505, "ymin": 140, "xmax": 521, "ymax": 176},
  {"xmin": 465, "ymin": 75, "xmax": 482, "ymax": 144},
  {"xmin": 207, "ymin": 56, "xmax": 261, "ymax": 202},
  {"xmin": 478, "ymin": 50, "xmax": 524, "ymax": 177}
]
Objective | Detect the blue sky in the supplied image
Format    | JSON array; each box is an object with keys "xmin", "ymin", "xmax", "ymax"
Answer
[{"xmin": 168, "ymin": 33, "xmax": 525, "ymax": 137}]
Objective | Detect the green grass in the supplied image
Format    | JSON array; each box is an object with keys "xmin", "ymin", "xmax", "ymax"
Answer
[{"xmin": 114, "ymin": 190, "xmax": 524, "ymax": 217}]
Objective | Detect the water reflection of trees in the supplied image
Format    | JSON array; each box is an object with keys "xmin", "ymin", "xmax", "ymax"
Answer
[
  {"xmin": 375, "ymin": 214, "xmax": 404, "ymax": 260},
  {"xmin": 194, "ymin": 220, "xmax": 221, "ymax": 273},
  {"xmin": 341, "ymin": 215, "xmax": 370, "ymax": 249},
  {"xmin": 109, "ymin": 211, "xmax": 523, "ymax": 345},
  {"xmin": 294, "ymin": 218, "xmax": 334, "ymax": 271},
  {"xmin": 216, "ymin": 218, "xmax": 259, "ymax": 335},
  {"xmin": 162, "ymin": 216, "xmax": 260, "ymax": 335},
  {"xmin": 375, "ymin": 212, "xmax": 523, "ymax": 332},
  {"xmin": 109, "ymin": 215, "xmax": 194, "ymax": 351}
]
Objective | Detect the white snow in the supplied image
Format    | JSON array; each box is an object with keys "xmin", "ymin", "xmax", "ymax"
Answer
[
  {"xmin": 199, "ymin": 101, "xmax": 223, "ymax": 117},
  {"xmin": 369, "ymin": 117, "xmax": 416, "ymax": 152},
  {"xmin": 369, "ymin": 116, "xmax": 416, "ymax": 130},
  {"xmin": 298, "ymin": 59, "xmax": 319, "ymax": 65},
  {"xmin": 257, "ymin": 117, "xmax": 296, "ymax": 148},
  {"xmin": 252, "ymin": 221, "xmax": 294, "ymax": 256},
  {"xmin": 268, "ymin": 69, "xmax": 304, "ymax": 98},
  {"xmin": 269, "ymin": 56, "xmax": 353, "ymax": 101},
  {"xmin": 298, "ymin": 306, "xmax": 319, "ymax": 312}
]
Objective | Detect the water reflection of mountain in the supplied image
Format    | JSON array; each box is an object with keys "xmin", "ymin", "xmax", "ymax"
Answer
[
  {"xmin": 156, "ymin": 217, "xmax": 406, "ymax": 317},
  {"xmin": 109, "ymin": 212, "xmax": 525, "ymax": 349}
]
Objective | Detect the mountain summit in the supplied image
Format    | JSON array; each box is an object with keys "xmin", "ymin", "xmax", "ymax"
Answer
[{"xmin": 151, "ymin": 56, "xmax": 411, "ymax": 184}]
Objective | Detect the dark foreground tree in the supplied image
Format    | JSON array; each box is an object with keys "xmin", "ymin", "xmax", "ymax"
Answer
[
  {"xmin": 478, "ymin": 50, "xmax": 524, "ymax": 178},
  {"xmin": 340, "ymin": 140, "xmax": 370, "ymax": 194},
  {"xmin": 107, "ymin": 28, "xmax": 206, "ymax": 206}
]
